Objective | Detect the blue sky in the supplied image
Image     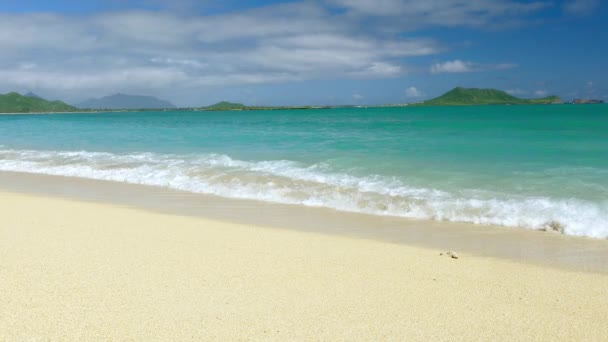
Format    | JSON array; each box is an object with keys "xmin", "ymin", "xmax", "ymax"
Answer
[{"xmin": 0, "ymin": 0, "xmax": 606, "ymax": 106}]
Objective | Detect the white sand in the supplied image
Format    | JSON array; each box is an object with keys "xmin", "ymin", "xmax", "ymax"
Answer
[{"xmin": 1, "ymin": 191, "xmax": 607, "ymax": 340}]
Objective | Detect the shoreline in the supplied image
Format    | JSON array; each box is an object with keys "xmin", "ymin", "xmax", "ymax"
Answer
[
  {"xmin": 2, "ymin": 102, "xmax": 605, "ymax": 115},
  {"xmin": 0, "ymin": 110, "xmax": 138, "ymax": 115},
  {"xmin": 1, "ymin": 170, "xmax": 607, "ymax": 274},
  {"xmin": 1, "ymin": 185, "xmax": 608, "ymax": 339}
]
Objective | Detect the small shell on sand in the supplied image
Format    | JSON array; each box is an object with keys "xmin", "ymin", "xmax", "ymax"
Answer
[
  {"xmin": 447, "ymin": 251, "xmax": 459, "ymax": 259},
  {"xmin": 439, "ymin": 251, "xmax": 459, "ymax": 259}
]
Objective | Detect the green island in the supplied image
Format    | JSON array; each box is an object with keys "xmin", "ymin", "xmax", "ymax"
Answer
[
  {"xmin": 203, "ymin": 101, "xmax": 247, "ymax": 111},
  {"xmin": 196, "ymin": 101, "xmax": 328, "ymax": 111},
  {"xmin": 418, "ymin": 87, "xmax": 562, "ymax": 106},
  {"xmin": 0, "ymin": 92, "xmax": 77, "ymax": 113},
  {"xmin": 0, "ymin": 88, "xmax": 586, "ymax": 114}
]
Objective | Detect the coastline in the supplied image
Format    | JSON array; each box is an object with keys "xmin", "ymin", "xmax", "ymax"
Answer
[
  {"xmin": 1, "ymin": 171, "xmax": 608, "ymax": 273},
  {"xmin": 2, "ymin": 102, "xmax": 605, "ymax": 115},
  {"xmin": 0, "ymin": 111, "xmax": 117, "ymax": 115},
  {"xmin": 1, "ymin": 183, "xmax": 608, "ymax": 339}
]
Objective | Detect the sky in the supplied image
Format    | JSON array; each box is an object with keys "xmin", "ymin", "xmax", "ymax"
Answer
[{"xmin": 0, "ymin": 0, "xmax": 606, "ymax": 106}]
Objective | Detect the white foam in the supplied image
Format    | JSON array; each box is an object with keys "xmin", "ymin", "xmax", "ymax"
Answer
[{"xmin": 0, "ymin": 148, "xmax": 607, "ymax": 238}]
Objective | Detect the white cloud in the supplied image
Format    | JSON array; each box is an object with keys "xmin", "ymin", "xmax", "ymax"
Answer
[
  {"xmin": 0, "ymin": 1, "xmax": 546, "ymax": 105},
  {"xmin": 0, "ymin": 14, "xmax": 102, "ymax": 52},
  {"xmin": 534, "ymin": 90, "xmax": 548, "ymax": 97},
  {"xmin": 405, "ymin": 86, "xmax": 423, "ymax": 98},
  {"xmin": 0, "ymin": 68, "xmax": 190, "ymax": 91},
  {"xmin": 352, "ymin": 94, "xmax": 364, "ymax": 100},
  {"xmin": 430, "ymin": 60, "xmax": 473, "ymax": 74},
  {"xmin": 563, "ymin": 0, "xmax": 599, "ymax": 16},
  {"xmin": 327, "ymin": 0, "xmax": 550, "ymax": 28},
  {"xmin": 18, "ymin": 63, "xmax": 38, "ymax": 71},
  {"xmin": 430, "ymin": 60, "xmax": 517, "ymax": 74},
  {"xmin": 150, "ymin": 58, "xmax": 207, "ymax": 69},
  {"xmin": 0, "ymin": 5, "xmax": 441, "ymax": 101},
  {"xmin": 348, "ymin": 62, "xmax": 403, "ymax": 77}
]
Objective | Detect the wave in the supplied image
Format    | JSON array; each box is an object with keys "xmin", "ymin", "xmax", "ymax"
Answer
[{"xmin": 0, "ymin": 148, "xmax": 606, "ymax": 238}]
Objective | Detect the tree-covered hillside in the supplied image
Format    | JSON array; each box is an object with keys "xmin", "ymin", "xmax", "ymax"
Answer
[
  {"xmin": 0, "ymin": 92, "xmax": 77, "ymax": 113},
  {"xmin": 421, "ymin": 87, "xmax": 562, "ymax": 106}
]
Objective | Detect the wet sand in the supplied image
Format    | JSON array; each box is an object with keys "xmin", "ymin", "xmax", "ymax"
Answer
[{"xmin": 1, "ymin": 171, "xmax": 607, "ymax": 273}]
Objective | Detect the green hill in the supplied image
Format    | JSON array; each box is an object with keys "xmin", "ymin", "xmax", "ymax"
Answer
[
  {"xmin": 205, "ymin": 101, "xmax": 247, "ymax": 111},
  {"xmin": 0, "ymin": 92, "xmax": 78, "ymax": 113},
  {"xmin": 421, "ymin": 87, "xmax": 562, "ymax": 106}
]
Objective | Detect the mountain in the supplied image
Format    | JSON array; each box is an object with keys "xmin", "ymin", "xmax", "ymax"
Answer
[
  {"xmin": 0, "ymin": 92, "xmax": 77, "ymax": 113},
  {"xmin": 77, "ymin": 93, "xmax": 176, "ymax": 109},
  {"xmin": 24, "ymin": 91, "xmax": 43, "ymax": 99},
  {"xmin": 421, "ymin": 87, "xmax": 562, "ymax": 106},
  {"xmin": 205, "ymin": 101, "xmax": 247, "ymax": 110}
]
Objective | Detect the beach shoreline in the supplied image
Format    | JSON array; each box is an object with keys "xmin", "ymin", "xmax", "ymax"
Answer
[
  {"xmin": 1, "ymin": 170, "xmax": 608, "ymax": 274},
  {"xmin": 1, "ymin": 185, "xmax": 608, "ymax": 339}
]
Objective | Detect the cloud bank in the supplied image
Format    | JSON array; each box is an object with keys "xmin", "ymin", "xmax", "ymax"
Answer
[{"xmin": 0, "ymin": 0, "xmax": 552, "ymax": 104}]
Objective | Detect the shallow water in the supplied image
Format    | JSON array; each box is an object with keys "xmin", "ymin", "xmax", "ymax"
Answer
[{"xmin": 1, "ymin": 105, "xmax": 607, "ymax": 237}]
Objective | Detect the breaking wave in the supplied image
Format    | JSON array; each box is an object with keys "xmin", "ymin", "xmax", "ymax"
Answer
[{"xmin": 0, "ymin": 148, "xmax": 606, "ymax": 238}]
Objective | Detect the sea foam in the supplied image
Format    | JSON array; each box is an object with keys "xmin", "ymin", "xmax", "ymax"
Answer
[{"xmin": 0, "ymin": 148, "xmax": 606, "ymax": 238}]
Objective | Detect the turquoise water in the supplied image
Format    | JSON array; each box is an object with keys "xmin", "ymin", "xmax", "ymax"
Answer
[{"xmin": 1, "ymin": 105, "xmax": 607, "ymax": 237}]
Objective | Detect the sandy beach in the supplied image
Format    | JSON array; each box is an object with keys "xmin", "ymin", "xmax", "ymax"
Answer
[
  {"xmin": 1, "ymin": 190, "xmax": 607, "ymax": 340},
  {"xmin": 2, "ymin": 0, "xmax": 607, "ymax": 339}
]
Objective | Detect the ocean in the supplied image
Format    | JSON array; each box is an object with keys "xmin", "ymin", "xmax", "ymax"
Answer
[{"xmin": 1, "ymin": 105, "xmax": 607, "ymax": 238}]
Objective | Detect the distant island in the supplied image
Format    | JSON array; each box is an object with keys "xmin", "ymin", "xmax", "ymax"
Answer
[
  {"xmin": 194, "ymin": 101, "xmax": 328, "ymax": 111},
  {"xmin": 204, "ymin": 101, "xmax": 247, "ymax": 111},
  {"xmin": 419, "ymin": 87, "xmax": 562, "ymax": 106},
  {"xmin": 77, "ymin": 93, "xmax": 176, "ymax": 110},
  {"xmin": 24, "ymin": 91, "xmax": 43, "ymax": 99},
  {"xmin": 572, "ymin": 99, "xmax": 604, "ymax": 104},
  {"xmin": 3, "ymin": 88, "xmax": 603, "ymax": 114},
  {"xmin": 0, "ymin": 92, "xmax": 77, "ymax": 113}
]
